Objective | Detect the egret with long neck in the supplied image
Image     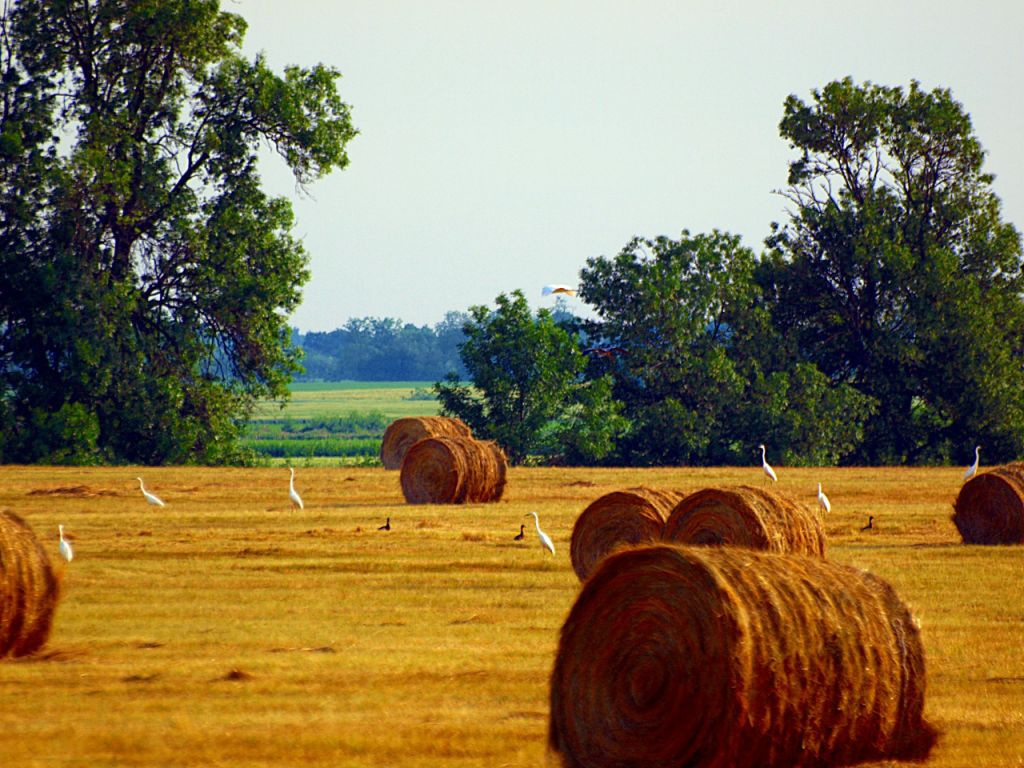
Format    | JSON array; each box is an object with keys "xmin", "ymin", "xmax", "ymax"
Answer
[
  {"xmin": 58, "ymin": 525, "xmax": 73, "ymax": 563},
  {"xmin": 526, "ymin": 512, "xmax": 555, "ymax": 555},
  {"xmin": 136, "ymin": 477, "xmax": 165, "ymax": 507},
  {"xmin": 758, "ymin": 444, "xmax": 777, "ymax": 483},
  {"xmin": 817, "ymin": 483, "xmax": 831, "ymax": 514},
  {"xmin": 288, "ymin": 467, "xmax": 304, "ymax": 509},
  {"xmin": 963, "ymin": 446, "xmax": 981, "ymax": 482}
]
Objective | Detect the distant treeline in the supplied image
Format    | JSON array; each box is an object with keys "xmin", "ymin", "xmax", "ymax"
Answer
[{"xmin": 293, "ymin": 313, "xmax": 469, "ymax": 381}]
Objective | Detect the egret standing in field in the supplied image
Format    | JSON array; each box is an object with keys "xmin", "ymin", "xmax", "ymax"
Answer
[
  {"xmin": 963, "ymin": 445, "xmax": 981, "ymax": 482},
  {"xmin": 817, "ymin": 483, "xmax": 831, "ymax": 514},
  {"xmin": 58, "ymin": 525, "xmax": 73, "ymax": 563},
  {"xmin": 526, "ymin": 512, "xmax": 555, "ymax": 555},
  {"xmin": 758, "ymin": 444, "xmax": 778, "ymax": 484},
  {"xmin": 288, "ymin": 466, "xmax": 304, "ymax": 509},
  {"xmin": 136, "ymin": 477, "xmax": 165, "ymax": 507}
]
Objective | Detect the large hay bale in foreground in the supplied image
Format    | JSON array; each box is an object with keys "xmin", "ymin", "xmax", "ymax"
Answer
[
  {"xmin": 380, "ymin": 416, "xmax": 473, "ymax": 470},
  {"xmin": 400, "ymin": 436, "xmax": 507, "ymax": 504},
  {"xmin": 0, "ymin": 511, "xmax": 61, "ymax": 658},
  {"xmin": 663, "ymin": 485, "xmax": 826, "ymax": 556},
  {"xmin": 549, "ymin": 544, "xmax": 936, "ymax": 768},
  {"xmin": 569, "ymin": 487, "xmax": 686, "ymax": 581},
  {"xmin": 953, "ymin": 462, "xmax": 1024, "ymax": 544}
]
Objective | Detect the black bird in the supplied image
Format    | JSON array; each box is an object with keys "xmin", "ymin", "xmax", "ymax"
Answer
[
  {"xmin": 378, "ymin": 517, "xmax": 391, "ymax": 531},
  {"xmin": 861, "ymin": 515, "xmax": 874, "ymax": 531},
  {"xmin": 513, "ymin": 524, "xmax": 525, "ymax": 541}
]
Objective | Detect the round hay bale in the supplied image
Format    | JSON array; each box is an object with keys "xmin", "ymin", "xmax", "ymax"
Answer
[
  {"xmin": 569, "ymin": 487, "xmax": 686, "ymax": 581},
  {"xmin": 953, "ymin": 462, "xmax": 1024, "ymax": 544},
  {"xmin": 399, "ymin": 436, "xmax": 507, "ymax": 504},
  {"xmin": 548, "ymin": 544, "xmax": 937, "ymax": 768},
  {"xmin": 663, "ymin": 485, "xmax": 826, "ymax": 556},
  {"xmin": 0, "ymin": 511, "xmax": 61, "ymax": 658},
  {"xmin": 380, "ymin": 416, "xmax": 473, "ymax": 470}
]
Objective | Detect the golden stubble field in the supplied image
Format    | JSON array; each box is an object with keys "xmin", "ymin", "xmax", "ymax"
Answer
[{"xmin": 0, "ymin": 464, "xmax": 1022, "ymax": 768}]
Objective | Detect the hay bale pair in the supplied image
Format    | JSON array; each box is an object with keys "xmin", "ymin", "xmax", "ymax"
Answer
[
  {"xmin": 549, "ymin": 544, "xmax": 936, "ymax": 768},
  {"xmin": 570, "ymin": 485, "xmax": 826, "ymax": 581},
  {"xmin": 0, "ymin": 511, "xmax": 61, "ymax": 658},
  {"xmin": 399, "ymin": 435, "xmax": 508, "ymax": 504},
  {"xmin": 380, "ymin": 416, "xmax": 472, "ymax": 470},
  {"xmin": 569, "ymin": 488, "xmax": 687, "ymax": 581},
  {"xmin": 953, "ymin": 462, "xmax": 1024, "ymax": 544}
]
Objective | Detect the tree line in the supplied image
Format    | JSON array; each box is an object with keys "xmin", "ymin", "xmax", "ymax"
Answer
[
  {"xmin": 437, "ymin": 79, "xmax": 1024, "ymax": 468},
  {"xmin": 293, "ymin": 314, "xmax": 468, "ymax": 382},
  {"xmin": 1, "ymin": 0, "xmax": 1020, "ymax": 468}
]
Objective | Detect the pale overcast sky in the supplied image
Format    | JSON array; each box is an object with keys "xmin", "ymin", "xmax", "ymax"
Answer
[{"xmin": 233, "ymin": 0, "xmax": 1024, "ymax": 332}]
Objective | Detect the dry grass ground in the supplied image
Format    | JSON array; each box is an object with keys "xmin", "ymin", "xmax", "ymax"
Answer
[{"xmin": 0, "ymin": 464, "xmax": 1022, "ymax": 767}]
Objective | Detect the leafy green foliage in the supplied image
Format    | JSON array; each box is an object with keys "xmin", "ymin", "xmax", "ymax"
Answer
[
  {"xmin": 578, "ymin": 231, "xmax": 758, "ymax": 464},
  {"xmin": 0, "ymin": 0, "xmax": 356, "ymax": 464},
  {"xmin": 297, "ymin": 313, "xmax": 468, "ymax": 381},
  {"xmin": 434, "ymin": 291, "xmax": 619, "ymax": 464},
  {"xmin": 541, "ymin": 376, "xmax": 630, "ymax": 466},
  {"xmin": 769, "ymin": 77, "xmax": 1024, "ymax": 463},
  {"xmin": 742, "ymin": 364, "xmax": 878, "ymax": 466}
]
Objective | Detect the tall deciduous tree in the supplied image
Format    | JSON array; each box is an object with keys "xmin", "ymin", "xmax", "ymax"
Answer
[
  {"xmin": 578, "ymin": 230, "xmax": 757, "ymax": 464},
  {"xmin": 577, "ymin": 229, "xmax": 875, "ymax": 465},
  {"xmin": 434, "ymin": 291, "xmax": 625, "ymax": 465},
  {"xmin": 0, "ymin": 0, "xmax": 355, "ymax": 463},
  {"xmin": 769, "ymin": 77, "xmax": 1024, "ymax": 463}
]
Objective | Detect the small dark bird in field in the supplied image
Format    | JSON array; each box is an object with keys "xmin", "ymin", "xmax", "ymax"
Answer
[
  {"xmin": 378, "ymin": 517, "xmax": 391, "ymax": 531},
  {"xmin": 861, "ymin": 515, "xmax": 874, "ymax": 531},
  {"xmin": 514, "ymin": 524, "xmax": 525, "ymax": 541}
]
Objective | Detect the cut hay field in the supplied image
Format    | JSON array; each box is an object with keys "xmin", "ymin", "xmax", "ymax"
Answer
[{"xmin": 1, "ymin": 464, "xmax": 1022, "ymax": 767}]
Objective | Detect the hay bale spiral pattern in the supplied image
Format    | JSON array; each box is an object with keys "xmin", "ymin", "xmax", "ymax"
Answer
[
  {"xmin": 953, "ymin": 462, "xmax": 1024, "ymax": 544},
  {"xmin": 663, "ymin": 485, "xmax": 826, "ymax": 556},
  {"xmin": 549, "ymin": 544, "xmax": 936, "ymax": 768},
  {"xmin": 0, "ymin": 511, "xmax": 61, "ymax": 658},
  {"xmin": 569, "ymin": 487, "xmax": 686, "ymax": 581},
  {"xmin": 380, "ymin": 416, "xmax": 473, "ymax": 470},
  {"xmin": 400, "ymin": 436, "xmax": 507, "ymax": 504}
]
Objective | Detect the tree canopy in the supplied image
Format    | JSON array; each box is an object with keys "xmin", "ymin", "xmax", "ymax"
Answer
[
  {"xmin": 767, "ymin": 77, "xmax": 1024, "ymax": 463},
  {"xmin": 434, "ymin": 291, "xmax": 625, "ymax": 465},
  {"xmin": 4, "ymin": 33, "xmax": 1020, "ymax": 471},
  {"xmin": 0, "ymin": 0, "xmax": 355, "ymax": 463},
  {"xmin": 433, "ymin": 80, "xmax": 1021, "ymax": 468},
  {"xmin": 574, "ymin": 229, "xmax": 875, "ymax": 466},
  {"xmin": 296, "ymin": 313, "xmax": 468, "ymax": 382},
  {"xmin": 577, "ymin": 230, "xmax": 756, "ymax": 464}
]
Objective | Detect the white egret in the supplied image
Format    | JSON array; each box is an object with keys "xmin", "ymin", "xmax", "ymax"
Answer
[
  {"xmin": 963, "ymin": 445, "xmax": 981, "ymax": 482},
  {"xmin": 526, "ymin": 511, "xmax": 555, "ymax": 555},
  {"xmin": 817, "ymin": 483, "xmax": 831, "ymax": 514},
  {"xmin": 513, "ymin": 524, "xmax": 525, "ymax": 541},
  {"xmin": 288, "ymin": 467, "xmax": 304, "ymax": 509},
  {"xmin": 58, "ymin": 525, "xmax": 73, "ymax": 563},
  {"xmin": 541, "ymin": 284, "xmax": 576, "ymax": 297},
  {"xmin": 758, "ymin": 444, "xmax": 778, "ymax": 483},
  {"xmin": 136, "ymin": 477, "xmax": 165, "ymax": 507}
]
